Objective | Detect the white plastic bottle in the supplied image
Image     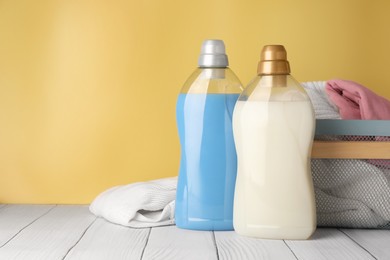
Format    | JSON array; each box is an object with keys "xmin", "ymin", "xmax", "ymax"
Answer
[{"xmin": 232, "ymin": 45, "xmax": 316, "ymax": 240}]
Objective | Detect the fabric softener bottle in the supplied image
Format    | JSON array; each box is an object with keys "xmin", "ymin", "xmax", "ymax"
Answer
[
  {"xmin": 175, "ymin": 39, "xmax": 243, "ymax": 230},
  {"xmin": 233, "ymin": 45, "xmax": 316, "ymax": 239}
]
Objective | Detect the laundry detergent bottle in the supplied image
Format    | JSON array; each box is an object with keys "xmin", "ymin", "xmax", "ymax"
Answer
[
  {"xmin": 232, "ymin": 45, "xmax": 316, "ymax": 239},
  {"xmin": 175, "ymin": 39, "xmax": 243, "ymax": 230}
]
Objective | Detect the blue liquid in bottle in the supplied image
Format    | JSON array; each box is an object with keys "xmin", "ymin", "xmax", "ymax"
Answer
[
  {"xmin": 175, "ymin": 93, "xmax": 239, "ymax": 230},
  {"xmin": 175, "ymin": 40, "xmax": 242, "ymax": 230}
]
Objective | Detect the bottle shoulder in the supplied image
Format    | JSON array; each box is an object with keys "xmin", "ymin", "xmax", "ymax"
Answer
[
  {"xmin": 180, "ymin": 68, "xmax": 243, "ymax": 94},
  {"xmin": 240, "ymin": 75, "xmax": 310, "ymax": 102}
]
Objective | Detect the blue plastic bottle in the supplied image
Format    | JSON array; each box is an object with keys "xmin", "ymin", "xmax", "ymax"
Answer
[{"xmin": 175, "ymin": 40, "xmax": 243, "ymax": 230}]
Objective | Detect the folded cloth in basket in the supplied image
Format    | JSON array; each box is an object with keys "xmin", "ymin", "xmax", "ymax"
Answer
[
  {"xmin": 303, "ymin": 80, "xmax": 390, "ymax": 228},
  {"xmin": 90, "ymin": 177, "xmax": 176, "ymax": 228},
  {"xmin": 326, "ymin": 79, "xmax": 390, "ymax": 120},
  {"xmin": 326, "ymin": 79, "xmax": 390, "ymax": 168},
  {"xmin": 312, "ymin": 159, "xmax": 390, "ymax": 228},
  {"xmin": 301, "ymin": 81, "xmax": 341, "ymax": 119}
]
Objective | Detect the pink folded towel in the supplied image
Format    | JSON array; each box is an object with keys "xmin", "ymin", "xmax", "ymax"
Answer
[{"xmin": 326, "ymin": 79, "xmax": 390, "ymax": 120}]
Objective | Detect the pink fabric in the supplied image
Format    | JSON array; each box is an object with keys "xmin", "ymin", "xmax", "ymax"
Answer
[
  {"xmin": 326, "ymin": 79, "xmax": 390, "ymax": 168},
  {"xmin": 326, "ymin": 79, "xmax": 390, "ymax": 120}
]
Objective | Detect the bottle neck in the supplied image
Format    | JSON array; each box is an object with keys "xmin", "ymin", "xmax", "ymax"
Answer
[
  {"xmin": 199, "ymin": 67, "xmax": 227, "ymax": 79},
  {"xmin": 259, "ymin": 75, "xmax": 289, "ymax": 88}
]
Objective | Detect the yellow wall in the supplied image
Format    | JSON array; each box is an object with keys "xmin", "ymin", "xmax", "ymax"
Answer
[{"xmin": 1, "ymin": 0, "xmax": 389, "ymax": 203}]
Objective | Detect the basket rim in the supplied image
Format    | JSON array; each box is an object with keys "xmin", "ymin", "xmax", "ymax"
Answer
[{"xmin": 315, "ymin": 120, "xmax": 390, "ymax": 137}]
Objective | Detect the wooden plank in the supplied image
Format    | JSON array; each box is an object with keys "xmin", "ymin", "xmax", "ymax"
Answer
[
  {"xmin": 0, "ymin": 205, "xmax": 96, "ymax": 260},
  {"xmin": 142, "ymin": 226, "xmax": 217, "ymax": 260},
  {"xmin": 214, "ymin": 231, "xmax": 296, "ymax": 260},
  {"xmin": 311, "ymin": 141, "xmax": 390, "ymax": 159},
  {"xmin": 286, "ymin": 228, "xmax": 376, "ymax": 260},
  {"xmin": 341, "ymin": 229, "xmax": 390, "ymax": 260},
  {"xmin": 64, "ymin": 218, "xmax": 150, "ymax": 260},
  {"xmin": 0, "ymin": 205, "xmax": 55, "ymax": 247}
]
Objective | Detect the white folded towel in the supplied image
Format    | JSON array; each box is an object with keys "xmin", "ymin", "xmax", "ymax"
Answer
[
  {"xmin": 90, "ymin": 177, "xmax": 176, "ymax": 228},
  {"xmin": 301, "ymin": 81, "xmax": 341, "ymax": 119}
]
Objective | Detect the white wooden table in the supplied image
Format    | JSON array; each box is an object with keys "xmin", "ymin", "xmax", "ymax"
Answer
[{"xmin": 0, "ymin": 205, "xmax": 389, "ymax": 260}]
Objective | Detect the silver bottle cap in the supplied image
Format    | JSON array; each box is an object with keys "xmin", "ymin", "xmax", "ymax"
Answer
[{"xmin": 198, "ymin": 39, "xmax": 229, "ymax": 68}]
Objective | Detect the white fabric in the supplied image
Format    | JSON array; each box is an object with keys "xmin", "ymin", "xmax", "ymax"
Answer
[
  {"xmin": 301, "ymin": 81, "xmax": 341, "ymax": 119},
  {"xmin": 90, "ymin": 177, "xmax": 176, "ymax": 228},
  {"xmin": 313, "ymin": 159, "xmax": 390, "ymax": 228}
]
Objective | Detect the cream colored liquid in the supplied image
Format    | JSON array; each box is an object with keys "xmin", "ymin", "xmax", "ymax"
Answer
[{"xmin": 233, "ymin": 100, "xmax": 316, "ymax": 240}]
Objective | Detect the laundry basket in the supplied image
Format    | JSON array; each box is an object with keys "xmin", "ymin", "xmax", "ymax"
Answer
[{"xmin": 311, "ymin": 119, "xmax": 390, "ymax": 229}]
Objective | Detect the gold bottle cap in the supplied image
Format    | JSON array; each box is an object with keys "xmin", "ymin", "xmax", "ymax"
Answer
[{"xmin": 257, "ymin": 45, "xmax": 291, "ymax": 75}]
